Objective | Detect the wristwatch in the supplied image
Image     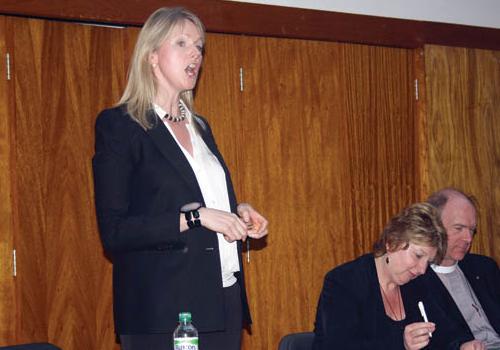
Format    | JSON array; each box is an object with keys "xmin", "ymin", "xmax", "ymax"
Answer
[{"xmin": 180, "ymin": 202, "xmax": 202, "ymax": 229}]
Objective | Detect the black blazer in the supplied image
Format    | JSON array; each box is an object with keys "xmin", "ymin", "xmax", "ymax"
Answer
[
  {"xmin": 312, "ymin": 254, "xmax": 424, "ymax": 350},
  {"xmin": 92, "ymin": 106, "xmax": 250, "ymax": 334},
  {"xmin": 408, "ymin": 254, "xmax": 500, "ymax": 349}
]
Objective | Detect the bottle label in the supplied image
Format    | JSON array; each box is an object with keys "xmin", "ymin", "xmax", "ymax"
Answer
[{"xmin": 174, "ymin": 337, "xmax": 198, "ymax": 350}]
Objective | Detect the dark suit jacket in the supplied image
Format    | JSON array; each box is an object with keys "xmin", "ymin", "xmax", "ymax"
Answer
[
  {"xmin": 408, "ymin": 254, "xmax": 500, "ymax": 349},
  {"xmin": 92, "ymin": 105, "xmax": 250, "ymax": 334},
  {"xmin": 313, "ymin": 254, "xmax": 424, "ymax": 350}
]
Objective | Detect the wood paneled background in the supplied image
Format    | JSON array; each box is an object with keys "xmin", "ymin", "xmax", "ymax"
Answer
[
  {"xmin": 196, "ymin": 34, "xmax": 418, "ymax": 349},
  {"xmin": 0, "ymin": 8, "xmax": 498, "ymax": 350},
  {"xmin": 423, "ymin": 45, "xmax": 500, "ymax": 263},
  {"xmin": 0, "ymin": 15, "xmax": 16, "ymax": 344},
  {"xmin": 9, "ymin": 17, "xmax": 128, "ymax": 349}
]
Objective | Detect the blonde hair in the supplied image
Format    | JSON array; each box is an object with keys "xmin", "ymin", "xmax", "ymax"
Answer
[
  {"xmin": 373, "ymin": 202, "xmax": 447, "ymax": 264},
  {"xmin": 118, "ymin": 7, "xmax": 205, "ymax": 129}
]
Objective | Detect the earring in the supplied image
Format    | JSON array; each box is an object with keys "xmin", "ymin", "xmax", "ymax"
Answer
[
  {"xmin": 385, "ymin": 255, "xmax": 390, "ymax": 264},
  {"xmin": 152, "ymin": 63, "xmax": 157, "ymax": 68}
]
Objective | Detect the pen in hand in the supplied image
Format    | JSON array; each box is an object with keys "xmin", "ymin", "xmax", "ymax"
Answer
[{"xmin": 418, "ymin": 301, "xmax": 432, "ymax": 338}]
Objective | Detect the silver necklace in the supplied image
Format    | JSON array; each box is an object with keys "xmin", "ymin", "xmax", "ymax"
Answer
[
  {"xmin": 164, "ymin": 102, "xmax": 186, "ymax": 122},
  {"xmin": 380, "ymin": 284, "xmax": 403, "ymax": 321}
]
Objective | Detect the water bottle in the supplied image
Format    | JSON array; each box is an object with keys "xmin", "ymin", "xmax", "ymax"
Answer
[{"xmin": 173, "ymin": 312, "xmax": 199, "ymax": 350}]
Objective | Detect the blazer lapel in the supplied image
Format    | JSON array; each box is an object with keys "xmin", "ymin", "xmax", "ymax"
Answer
[
  {"xmin": 146, "ymin": 115, "xmax": 203, "ymax": 199},
  {"xmin": 197, "ymin": 121, "xmax": 224, "ymax": 164},
  {"xmin": 460, "ymin": 259, "xmax": 481, "ymax": 293},
  {"xmin": 426, "ymin": 269, "xmax": 467, "ymax": 324},
  {"xmin": 459, "ymin": 258, "xmax": 493, "ymax": 321},
  {"xmin": 196, "ymin": 119, "xmax": 238, "ymax": 213}
]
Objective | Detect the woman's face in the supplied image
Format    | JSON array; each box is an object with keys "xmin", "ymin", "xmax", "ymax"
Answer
[
  {"xmin": 150, "ymin": 19, "xmax": 204, "ymax": 95},
  {"xmin": 387, "ymin": 242, "xmax": 437, "ymax": 285}
]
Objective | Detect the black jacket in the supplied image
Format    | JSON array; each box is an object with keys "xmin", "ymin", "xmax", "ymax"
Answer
[
  {"xmin": 92, "ymin": 106, "xmax": 250, "ymax": 334},
  {"xmin": 313, "ymin": 254, "xmax": 425, "ymax": 350},
  {"xmin": 408, "ymin": 254, "xmax": 500, "ymax": 349}
]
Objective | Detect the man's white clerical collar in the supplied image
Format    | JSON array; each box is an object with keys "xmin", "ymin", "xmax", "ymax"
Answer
[{"xmin": 431, "ymin": 263, "xmax": 458, "ymax": 274}]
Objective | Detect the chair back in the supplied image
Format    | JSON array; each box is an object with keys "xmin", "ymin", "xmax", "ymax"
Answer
[{"xmin": 278, "ymin": 332, "xmax": 314, "ymax": 350}]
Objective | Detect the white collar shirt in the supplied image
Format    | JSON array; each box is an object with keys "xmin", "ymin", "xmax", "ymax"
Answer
[{"xmin": 154, "ymin": 103, "xmax": 239, "ymax": 288}]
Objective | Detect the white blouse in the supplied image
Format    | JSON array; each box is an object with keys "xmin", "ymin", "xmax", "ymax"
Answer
[{"xmin": 154, "ymin": 103, "xmax": 239, "ymax": 288}]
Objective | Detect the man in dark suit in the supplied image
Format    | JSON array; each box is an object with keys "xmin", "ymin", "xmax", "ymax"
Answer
[{"xmin": 418, "ymin": 188, "xmax": 500, "ymax": 350}]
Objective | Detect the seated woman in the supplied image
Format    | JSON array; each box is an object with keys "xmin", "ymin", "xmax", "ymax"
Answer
[{"xmin": 313, "ymin": 202, "xmax": 447, "ymax": 350}]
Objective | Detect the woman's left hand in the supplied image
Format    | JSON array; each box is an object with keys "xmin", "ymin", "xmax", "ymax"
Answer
[
  {"xmin": 237, "ymin": 203, "xmax": 269, "ymax": 239},
  {"xmin": 403, "ymin": 322, "xmax": 435, "ymax": 350}
]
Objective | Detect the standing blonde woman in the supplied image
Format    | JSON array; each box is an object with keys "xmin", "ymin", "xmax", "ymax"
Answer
[{"xmin": 92, "ymin": 7, "xmax": 268, "ymax": 350}]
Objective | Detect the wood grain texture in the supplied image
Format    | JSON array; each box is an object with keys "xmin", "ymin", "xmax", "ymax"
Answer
[
  {"xmin": 7, "ymin": 15, "xmax": 421, "ymax": 350},
  {"xmin": 413, "ymin": 48, "xmax": 429, "ymax": 200},
  {"xmin": 10, "ymin": 16, "xmax": 126, "ymax": 348},
  {"xmin": 424, "ymin": 45, "xmax": 500, "ymax": 262},
  {"xmin": 197, "ymin": 33, "xmax": 418, "ymax": 349},
  {"xmin": 11, "ymin": 17, "xmax": 48, "ymax": 343},
  {"xmin": 0, "ymin": 0, "xmax": 499, "ymax": 50},
  {"xmin": 0, "ymin": 16, "xmax": 16, "ymax": 346}
]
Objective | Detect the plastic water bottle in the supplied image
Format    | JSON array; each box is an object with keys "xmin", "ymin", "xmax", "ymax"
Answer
[{"xmin": 173, "ymin": 312, "xmax": 199, "ymax": 350}]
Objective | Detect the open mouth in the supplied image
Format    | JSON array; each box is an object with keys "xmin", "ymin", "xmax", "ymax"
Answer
[{"xmin": 185, "ymin": 63, "xmax": 198, "ymax": 77}]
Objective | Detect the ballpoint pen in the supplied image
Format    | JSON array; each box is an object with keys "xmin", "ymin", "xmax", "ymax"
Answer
[{"xmin": 418, "ymin": 301, "xmax": 432, "ymax": 338}]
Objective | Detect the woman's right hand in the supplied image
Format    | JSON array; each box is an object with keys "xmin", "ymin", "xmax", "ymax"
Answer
[
  {"xmin": 198, "ymin": 207, "xmax": 248, "ymax": 242},
  {"xmin": 460, "ymin": 340, "xmax": 486, "ymax": 350},
  {"xmin": 403, "ymin": 322, "xmax": 435, "ymax": 350}
]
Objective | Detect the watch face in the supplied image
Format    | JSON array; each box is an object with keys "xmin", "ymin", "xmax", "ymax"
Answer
[{"xmin": 180, "ymin": 202, "xmax": 202, "ymax": 212}]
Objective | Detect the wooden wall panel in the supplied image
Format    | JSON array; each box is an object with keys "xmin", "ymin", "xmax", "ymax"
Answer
[
  {"xmin": 194, "ymin": 33, "xmax": 242, "ymax": 176},
  {"xmin": 10, "ymin": 17, "xmax": 127, "ymax": 348},
  {"xmin": 3, "ymin": 12, "xmax": 498, "ymax": 350},
  {"xmin": 11, "ymin": 17, "xmax": 48, "ymax": 343},
  {"xmin": 197, "ymin": 34, "xmax": 418, "ymax": 349},
  {"xmin": 7, "ymin": 15, "xmax": 419, "ymax": 349},
  {"xmin": 1, "ymin": 0, "xmax": 500, "ymax": 50},
  {"xmin": 0, "ymin": 16, "xmax": 16, "ymax": 345},
  {"xmin": 424, "ymin": 45, "xmax": 500, "ymax": 262}
]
